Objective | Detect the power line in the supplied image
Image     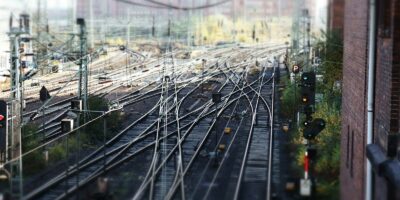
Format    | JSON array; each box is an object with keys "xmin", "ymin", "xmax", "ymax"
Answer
[
  {"xmin": 115, "ymin": 0, "xmax": 166, "ymax": 8},
  {"xmin": 116, "ymin": 0, "xmax": 232, "ymax": 10}
]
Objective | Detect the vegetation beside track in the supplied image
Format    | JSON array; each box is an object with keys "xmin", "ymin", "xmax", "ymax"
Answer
[
  {"xmin": 280, "ymin": 31, "xmax": 343, "ymax": 199},
  {"xmin": 22, "ymin": 96, "xmax": 124, "ymax": 176}
]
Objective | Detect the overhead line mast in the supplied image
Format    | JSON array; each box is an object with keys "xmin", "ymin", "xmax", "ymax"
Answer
[{"xmin": 77, "ymin": 18, "xmax": 88, "ymax": 112}]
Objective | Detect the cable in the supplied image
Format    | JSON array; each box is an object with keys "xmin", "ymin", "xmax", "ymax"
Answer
[
  {"xmin": 116, "ymin": 0, "xmax": 166, "ymax": 9},
  {"xmin": 116, "ymin": 0, "xmax": 232, "ymax": 10}
]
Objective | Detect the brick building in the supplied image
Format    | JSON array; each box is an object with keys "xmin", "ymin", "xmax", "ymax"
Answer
[
  {"xmin": 328, "ymin": 0, "xmax": 344, "ymax": 36},
  {"xmin": 340, "ymin": 0, "xmax": 400, "ymax": 199}
]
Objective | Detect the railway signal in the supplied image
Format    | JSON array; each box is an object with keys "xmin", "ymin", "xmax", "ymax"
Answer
[
  {"xmin": 303, "ymin": 118, "xmax": 326, "ymax": 140},
  {"xmin": 300, "ymin": 72, "xmax": 315, "ymax": 108},
  {"xmin": 61, "ymin": 119, "xmax": 74, "ymax": 133},
  {"xmin": 302, "ymin": 119, "xmax": 312, "ymax": 128},
  {"xmin": 306, "ymin": 147, "xmax": 317, "ymax": 160},
  {"xmin": 0, "ymin": 100, "xmax": 7, "ymax": 152},
  {"xmin": 303, "ymin": 104, "xmax": 313, "ymax": 116},
  {"xmin": 71, "ymin": 99, "xmax": 83, "ymax": 111},
  {"xmin": 301, "ymin": 72, "xmax": 316, "ymax": 88}
]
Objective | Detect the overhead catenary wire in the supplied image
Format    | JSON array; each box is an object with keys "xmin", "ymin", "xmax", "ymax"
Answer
[{"xmin": 116, "ymin": 0, "xmax": 232, "ymax": 10}]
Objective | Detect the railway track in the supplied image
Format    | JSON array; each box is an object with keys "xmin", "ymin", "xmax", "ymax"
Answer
[
  {"xmin": 10, "ymin": 45, "xmax": 284, "ymax": 200},
  {"xmin": 23, "ymin": 59, "xmax": 233, "ymax": 199},
  {"xmin": 163, "ymin": 59, "xmax": 277, "ymax": 200}
]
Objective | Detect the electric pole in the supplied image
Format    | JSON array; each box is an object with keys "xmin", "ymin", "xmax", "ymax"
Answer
[
  {"xmin": 89, "ymin": 0, "xmax": 94, "ymax": 49},
  {"xmin": 7, "ymin": 13, "xmax": 33, "ymax": 198},
  {"xmin": 77, "ymin": 18, "xmax": 88, "ymax": 112},
  {"xmin": 152, "ymin": 15, "xmax": 155, "ymax": 38},
  {"xmin": 302, "ymin": 9, "xmax": 310, "ymax": 68}
]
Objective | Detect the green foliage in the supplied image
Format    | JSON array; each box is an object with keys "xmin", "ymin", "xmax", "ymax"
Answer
[
  {"xmin": 315, "ymin": 30, "xmax": 343, "ymax": 94},
  {"xmin": 48, "ymin": 144, "xmax": 66, "ymax": 163},
  {"xmin": 291, "ymin": 99, "xmax": 341, "ymax": 198},
  {"xmin": 21, "ymin": 124, "xmax": 40, "ymax": 152},
  {"xmin": 194, "ymin": 15, "xmax": 292, "ymax": 45},
  {"xmin": 83, "ymin": 96, "xmax": 123, "ymax": 142},
  {"xmin": 21, "ymin": 96, "xmax": 124, "ymax": 177},
  {"xmin": 21, "ymin": 124, "xmax": 45, "ymax": 176},
  {"xmin": 316, "ymin": 180, "xmax": 340, "ymax": 200},
  {"xmin": 283, "ymin": 30, "xmax": 343, "ymax": 198},
  {"xmin": 280, "ymin": 77, "xmax": 300, "ymax": 119},
  {"xmin": 312, "ymin": 102, "xmax": 341, "ymax": 180},
  {"xmin": 87, "ymin": 96, "xmax": 109, "ymax": 111},
  {"xmin": 23, "ymin": 151, "xmax": 46, "ymax": 176}
]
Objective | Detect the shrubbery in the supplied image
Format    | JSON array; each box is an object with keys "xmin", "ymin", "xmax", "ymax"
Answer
[
  {"xmin": 281, "ymin": 30, "xmax": 342, "ymax": 198},
  {"xmin": 280, "ymin": 76, "xmax": 300, "ymax": 119},
  {"xmin": 21, "ymin": 96, "xmax": 123, "ymax": 176}
]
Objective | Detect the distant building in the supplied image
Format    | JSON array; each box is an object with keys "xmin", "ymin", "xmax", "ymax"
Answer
[{"xmin": 340, "ymin": 0, "xmax": 400, "ymax": 199}]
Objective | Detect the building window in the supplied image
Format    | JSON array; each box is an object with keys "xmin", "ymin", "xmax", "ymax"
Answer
[{"xmin": 378, "ymin": 0, "xmax": 392, "ymax": 38}]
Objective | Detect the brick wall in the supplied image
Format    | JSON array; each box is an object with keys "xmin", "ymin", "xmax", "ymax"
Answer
[
  {"xmin": 341, "ymin": 0, "xmax": 400, "ymax": 199},
  {"xmin": 340, "ymin": 0, "xmax": 369, "ymax": 199},
  {"xmin": 328, "ymin": 0, "xmax": 345, "ymax": 36},
  {"xmin": 373, "ymin": 1, "xmax": 400, "ymax": 199}
]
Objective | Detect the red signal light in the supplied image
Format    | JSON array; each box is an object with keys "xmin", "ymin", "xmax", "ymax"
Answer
[{"xmin": 0, "ymin": 114, "xmax": 4, "ymax": 128}]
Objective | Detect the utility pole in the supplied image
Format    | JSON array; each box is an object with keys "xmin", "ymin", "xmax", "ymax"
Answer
[
  {"xmin": 152, "ymin": 15, "xmax": 156, "ymax": 38},
  {"xmin": 167, "ymin": 19, "xmax": 171, "ymax": 38},
  {"xmin": 71, "ymin": 0, "xmax": 76, "ymax": 32},
  {"xmin": 7, "ymin": 13, "xmax": 33, "ymax": 199},
  {"xmin": 89, "ymin": 0, "xmax": 94, "ymax": 49},
  {"xmin": 155, "ymin": 44, "xmax": 171, "ymax": 199},
  {"xmin": 200, "ymin": 0, "xmax": 204, "ymax": 46},
  {"xmin": 291, "ymin": 0, "xmax": 302, "ymax": 60},
  {"xmin": 77, "ymin": 18, "xmax": 88, "ymax": 112},
  {"xmin": 75, "ymin": 18, "xmax": 89, "ymax": 197},
  {"xmin": 306, "ymin": 15, "xmax": 311, "ymax": 68},
  {"xmin": 301, "ymin": 9, "xmax": 310, "ymax": 68},
  {"xmin": 126, "ymin": 9, "xmax": 131, "ymax": 48},
  {"xmin": 187, "ymin": 2, "xmax": 192, "ymax": 47}
]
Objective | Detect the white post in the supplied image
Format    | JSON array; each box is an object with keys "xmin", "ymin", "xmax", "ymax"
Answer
[{"xmin": 366, "ymin": 0, "xmax": 376, "ymax": 200}]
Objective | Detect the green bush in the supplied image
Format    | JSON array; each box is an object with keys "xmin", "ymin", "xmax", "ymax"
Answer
[
  {"xmin": 21, "ymin": 124, "xmax": 46, "ymax": 176},
  {"xmin": 314, "ymin": 30, "xmax": 343, "ymax": 94},
  {"xmin": 81, "ymin": 96, "xmax": 124, "ymax": 142},
  {"xmin": 48, "ymin": 144, "xmax": 66, "ymax": 163},
  {"xmin": 22, "ymin": 124, "xmax": 40, "ymax": 152},
  {"xmin": 284, "ymin": 30, "xmax": 343, "ymax": 198},
  {"xmin": 280, "ymin": 77, "xmax": 300, "ymax": 119},
  {"xmin": 21, "ymin": 96, "xmax": 123, "ymax": 176},
  {"xmin": 23, "ymin": 151, "xmax": 46, "ymax": 176}
]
